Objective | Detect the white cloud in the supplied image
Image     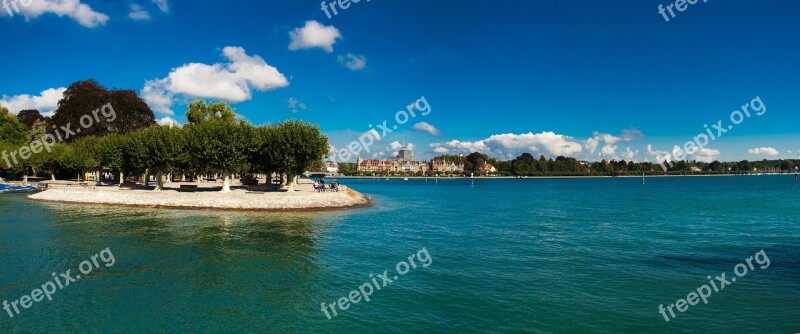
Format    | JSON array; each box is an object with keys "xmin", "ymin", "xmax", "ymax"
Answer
[
  {"xmin": 748, "ymin": 147, "xmax": 779, "ymax": 156},
  {"xmin": 287, "ymin": 97, "xmax": 309, "ymax": 113},
  {"xmin": 141, "ymin": 46, "xmax": 289, "ymax": 115},
  {"xmin": 647, "ymin": 144, "xmax": 721, "ymax": 164},
  {"xmin": 412, "ymin": 122, "xmax": 441, "ymax": 136},
  {"xmin": 288, "ymin": 20, "xmax": 341, "ymax": 53},
  {"xmin": 620, "ymin": 147, "xmax": 637, "ymax": 161},
  {"xmin": 584, "ymin": 129, "xmax": 641, "ymax": 154},
  {"xmin": 433, "ymin": 147, "xmax": 450, "ymax": 154},
  {"xmin": 0, "ymin": 87, "xmax": 66, "ymax": 116},
  {"xmin": 337, "ymin": 53, "xmax": 366, "ymax": 70},
  {"xmin": 389, "ymin": 141, "xmax": 413, "ymax": 151},
  {"xmin": 620, "ymin": 128, "xmax": 644, "ymax": 142},
  {"xmin": 8, "ymin": 0, "xmax": 109, "ymax": 28},
  {"xmin": 647, "ymin": 144, "xmax": 672, "ymax": 164},
  {"xmin": 152, "ymin": 0, "xmax": 169, "ymax": 13},
  {"xmin": 583, "ymin": 137, "xmax": 600, "ymax": 154},
  {"xmin": 431, "ymin": 132, "xmax": 583, "ymax": 159},
  {"xmin": 157, "ymin": 116, "xmax": 180, "ymax": 127},
  {"xmin": 594, "ymin": 132, "xmax": 621, "ymax": 145},
  {"xmin": 128, "ymin": 4, "xmax": 150, "ymax": 21},
  {"xmin": 600, "ymin": 144, "xmax": 617, "ymax": 156},
  {"xmin": 693, "ymin": 148, "xmax": 720, "ymax": 163}
]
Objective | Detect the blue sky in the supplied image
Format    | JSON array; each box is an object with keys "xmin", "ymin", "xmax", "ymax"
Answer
[{"xmin": 1, "ymin": 0, "xmax": 798, "ymax": 163}]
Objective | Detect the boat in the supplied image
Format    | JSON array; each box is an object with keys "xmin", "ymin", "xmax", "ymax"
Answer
[{"xmin": 0, "ymin": 184, "xmax": 39, "ymax": 193}]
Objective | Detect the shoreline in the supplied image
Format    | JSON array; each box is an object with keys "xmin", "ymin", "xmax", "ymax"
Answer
[
  {"xmin": 27, "ymin": 181, "xmax": 373, "ymax": 212},
  {"xmin": 332, "ymin": 174, "xmax": 774, "ymax": 180}
]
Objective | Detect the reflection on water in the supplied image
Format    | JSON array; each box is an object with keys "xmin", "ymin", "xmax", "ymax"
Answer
[{"xmin": 1, "ymin": 195, "xmax": 359, "ymax": 332}]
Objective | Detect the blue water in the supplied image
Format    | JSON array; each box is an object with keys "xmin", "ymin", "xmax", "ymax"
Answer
[{"xmin": 0, "ymin": 176, "xmax": 798, "ymax": 333}]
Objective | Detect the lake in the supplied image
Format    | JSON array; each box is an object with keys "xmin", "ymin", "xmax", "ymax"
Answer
[{"xmin": 1, "ymin": 176, "xmax": 798, "ymax": 333}]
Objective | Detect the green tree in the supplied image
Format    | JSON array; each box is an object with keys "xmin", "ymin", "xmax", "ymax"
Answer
[
  {"xmin": 272, "ymin": 120, "xmax": 329, "ymax": 191},
  {"xmin": 0, "ymin": 107, "xmax": 28, "ymax": 144},
  {"xmin": 184, "ymin": 121, "xmax": 250, "ymax": 192},
  {"xmin": 186, "ymin": 100, "xmax": 237, "ymax": 124},
  {"xmin": 129, "ymin": 126, "xmax": 186, "ymax": 191}
]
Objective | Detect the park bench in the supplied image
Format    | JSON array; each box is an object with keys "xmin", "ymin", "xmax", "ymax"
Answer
[
  {"xmin": 179, "ymin": 185, "xmax": 198, "ymax": 193},
  {"xmin": 119, "ymin": 182, "xmax": 137, "ymax": 190},
  {"xmin": 247, "ymin": 184, "xmax": 268, "ymax": 193}
]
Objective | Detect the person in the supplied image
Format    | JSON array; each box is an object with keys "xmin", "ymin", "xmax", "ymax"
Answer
[
  {"xmin": 314, "ymin": 180, "xmax": 320, "ymax": 192},
  {"xmin": 331, "ymin": 179, "xmax": 339, "ymax": 192},
  {"xmin": 319, "ymin": 178, "xmax": 326, "ymax": 192}
]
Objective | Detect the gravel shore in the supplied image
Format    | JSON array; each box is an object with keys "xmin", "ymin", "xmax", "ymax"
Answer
[{"xmin": 27, "ymin": 181, "xmax": 371, "ymax": 211}]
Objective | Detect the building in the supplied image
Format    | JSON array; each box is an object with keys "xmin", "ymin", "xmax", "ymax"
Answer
[
  {"xmin": 397, "ymin": 147, "xmax": 413, "ymax": 160},
  {"xmin": 325, "ymin": 161, "xmax": 339, "ymax": 174},
  {"xmin": 430, "ymin": 160, "xmax": 465, "ymax": 173},
  {"xmin": 357, "ymin": 146, "xmax": 450, "ymax": 174}
]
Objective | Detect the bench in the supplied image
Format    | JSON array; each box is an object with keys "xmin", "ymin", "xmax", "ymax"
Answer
[
  {"xmin": 179, "ymin": 185, "xmax": 198, "ymax": 193},
  {"xmin": 119, "ymin": 182, "xmax": 137, "ymax": 190},
  {"xmin": 247, "ymin": 185, "xmax": 268, "ymax": 193}
]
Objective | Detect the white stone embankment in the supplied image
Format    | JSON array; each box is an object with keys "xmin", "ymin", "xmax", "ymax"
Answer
[{"xmin": 28, "ymin": 181, "xmax": 371, "ymax": 211}]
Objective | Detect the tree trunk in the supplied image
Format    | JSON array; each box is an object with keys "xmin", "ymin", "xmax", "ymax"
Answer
[
  {"xmin": 119, "ymin": 171, "xmax": 124, "ymax": 185},
  {"xmin": 154, "ymin": 171, "xmax": 164, "ymax": 191},
  {"xmin": 221, "ymin": 174, "xmax": 232, "ymax": 192},
  {"xmin": 144, "ymin": 169, "xmax": 150, "ymax": 187},
  {"xmin": 286, "ymin": 172, "xmax": 295, "ymax": 192}
]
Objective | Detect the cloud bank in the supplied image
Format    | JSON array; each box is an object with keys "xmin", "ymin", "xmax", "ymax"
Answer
[{"xmin": 142, "ymin": 46, "xmax": 289, "ymax": 115}]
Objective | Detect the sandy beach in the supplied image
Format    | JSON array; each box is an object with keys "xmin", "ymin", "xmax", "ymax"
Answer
[{"xmin": 27, "ymin": 180, "xmax": 371, "ymax": 211}]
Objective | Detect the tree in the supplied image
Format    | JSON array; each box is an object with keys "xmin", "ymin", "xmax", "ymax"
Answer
[
  {"xmin": 107, "ymin": 89, "xmax": 156, "ymax": 133},
  {"xmin": 0, "ymin": 107, "xmax": 28, "ymax": 144},
  {"xmin": 184, "ymin": 121, "xmax": 251, "ymax": 192},
  {"xmin": 93, "ymin": 134, "xmax": 128, "ymax": 184},
  {"xmin": 51, "ymin": 79, "xmax": 110, "ymax": 141},
  {"xmin": 30, "ymin": 143, "xmax": 68, "ymax": 180},
  {"xmin": 185, "ymin": 100, "xmax": 237, "ymax": 124},
  {"xmin": 129, "ymin": 126, "xmax": 186, "ymax": 191},
  {"xmin": 17, "ymin": 109, "xmax": 46, "ymax": 128},
  {"xmin": 272, "ymin": 120, "xmax": 329, "ymax": 191},
  {"xmin": 26, "ymin": 119, "xmax": 49, "ymax": 143},
  {"xmin": 465, "ymin": 152, "xmax": 487, "ymax": 174},
  {"xmin": 61, "ymin": 138, "xmax": 99, "ymax": 181}
]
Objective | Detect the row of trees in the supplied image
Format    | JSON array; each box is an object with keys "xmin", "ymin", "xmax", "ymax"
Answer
[
  {"xmin": 11, "ymin": 116, "xmax": 328, "ymax": 191},
  {"xmin": 493, "ymin": 154, "xmax": 799, "ymax": 177},
  {"xmin": 1, "ymin": 80, "xmax": 330, "ymax": 191}
]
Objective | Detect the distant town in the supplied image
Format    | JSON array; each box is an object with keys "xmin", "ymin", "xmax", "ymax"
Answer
[{"xmin": 321, "ymin": 146, "xmax": 798, "ymax": 177}]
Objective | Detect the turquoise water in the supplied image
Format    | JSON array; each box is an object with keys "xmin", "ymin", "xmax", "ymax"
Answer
[{"xmin": 1, "ymin": 176, "xmax": 799, "ymax": 333}]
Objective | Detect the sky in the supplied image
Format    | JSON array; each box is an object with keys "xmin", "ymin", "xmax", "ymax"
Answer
[{"xmin": 1, "ymin": 0, "xmax": 798, "ymax": 163}]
